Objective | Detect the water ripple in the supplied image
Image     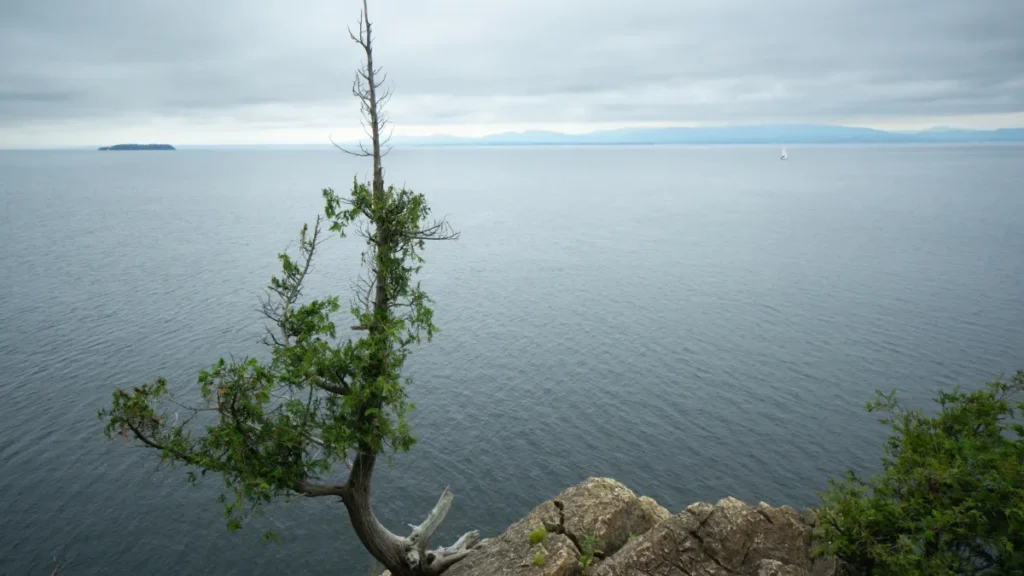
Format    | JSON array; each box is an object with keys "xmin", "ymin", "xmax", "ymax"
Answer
[{"xmin": 1, "ymin": 145, "xmax": 1022, "ymax": 575}]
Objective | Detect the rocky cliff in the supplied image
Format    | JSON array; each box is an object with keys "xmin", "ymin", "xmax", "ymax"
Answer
[{"xmin": 383, "ymin": 477, "xmax": 856, "ymax": 576}]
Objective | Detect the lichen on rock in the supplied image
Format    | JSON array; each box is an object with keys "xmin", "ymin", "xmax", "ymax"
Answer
[
  {"xmin": 442, "ymin": 478, "xmax": 668, "ymax": 576},
  {"xmin": 594, "ymin": 495, "xmax": 848, "ymax": 576},
  {"xmin": 382, "ymin": 479, "xmax": 854, "ymax": 576}
]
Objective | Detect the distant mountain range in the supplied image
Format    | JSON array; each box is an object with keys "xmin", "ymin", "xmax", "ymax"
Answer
[{"xmin": 389, "ymin": 125, "xmax": 1024, "ymax": 147}]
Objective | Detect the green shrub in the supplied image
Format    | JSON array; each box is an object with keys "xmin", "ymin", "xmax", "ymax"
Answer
[
  {"xmin": 529, "ymin": 526, "xmax": 547, "ymax": 545},
  {"xmin": 814, "ymin": 371, "xmax": 1024, "ymax": 575},
  {"xmin": 532, "ymin": 551, "xmax": 546, "ymax": 567},
  {"xmin": 578, "ymin": 534, "xmax": 603, "ymax": 570}
]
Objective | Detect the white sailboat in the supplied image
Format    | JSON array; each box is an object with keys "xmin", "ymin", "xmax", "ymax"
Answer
[{"xmin": 780, "ymin": 147, "xmax": 788, "ymax": 160}]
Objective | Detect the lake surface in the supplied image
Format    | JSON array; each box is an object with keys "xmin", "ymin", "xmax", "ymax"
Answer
[{"xmin": 1, "ymin": 145, "xmax": 1022, "ymax": 575}]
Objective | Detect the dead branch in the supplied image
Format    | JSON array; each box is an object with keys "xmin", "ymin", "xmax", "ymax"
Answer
[{"xmin": 334, "ymin": 0, "xmax": 393, "ymax": 164}]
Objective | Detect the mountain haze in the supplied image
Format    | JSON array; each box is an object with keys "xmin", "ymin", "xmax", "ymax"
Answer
[{"xmin": 390, "ymin": 125, "xmax": 1024, "ymax": 147}]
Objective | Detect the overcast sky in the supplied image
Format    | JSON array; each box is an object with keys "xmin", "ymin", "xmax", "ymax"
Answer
[{"xmin": 2, "ymin": 0, "xmax": 1023, "ymax": 147}]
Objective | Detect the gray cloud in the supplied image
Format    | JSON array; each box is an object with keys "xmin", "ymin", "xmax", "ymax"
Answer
[{"xmin": 1, "ymin": 0, "xmax": 1023, "ymax": 140}]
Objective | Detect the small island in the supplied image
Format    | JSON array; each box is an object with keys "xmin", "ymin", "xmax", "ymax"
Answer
[{"xmin": 98, "ymin": 144, "xmax": 175, "ymax": 151}]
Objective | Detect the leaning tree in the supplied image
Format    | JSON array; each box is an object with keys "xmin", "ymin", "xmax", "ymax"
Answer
[{"xmin": 100, "ymin": 2, "xmax": 478, "ymax": 574}]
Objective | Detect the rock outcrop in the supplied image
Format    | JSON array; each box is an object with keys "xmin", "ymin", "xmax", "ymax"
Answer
[
  {"xmin": 381, "ymin": 478, "xmax": 855, "ymax": 576},
  {"xmin": 443, "ymin": 477, "xmax": 670, "ymax": 576},
  {"xmin": 594, "ymin": 497, "xmax": 846, "ymax": 576}
]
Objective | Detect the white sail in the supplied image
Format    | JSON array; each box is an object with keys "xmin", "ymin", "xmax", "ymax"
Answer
[{"xmin": 780, "ymin": 147, "xmax": 788, "ymax": 160}]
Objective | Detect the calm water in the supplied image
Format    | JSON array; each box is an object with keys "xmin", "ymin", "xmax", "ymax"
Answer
[{"xmin": 1, "ymin": 145, "xmax": 1022, "ymax": 575}]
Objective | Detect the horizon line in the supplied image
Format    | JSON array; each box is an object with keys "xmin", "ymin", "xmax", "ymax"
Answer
[
  {"xmin": 3, "ymin": 122, "xmax": 1024, "ymax": 151},
  {"xmin": 6, "ymin": 142, "xmax": 1024, "ymax": 152}
]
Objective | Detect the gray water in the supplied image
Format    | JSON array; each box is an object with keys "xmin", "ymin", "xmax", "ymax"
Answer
[{"xmin": 1, "ymin": 145, "xmax": 1022, "ymax": 575}]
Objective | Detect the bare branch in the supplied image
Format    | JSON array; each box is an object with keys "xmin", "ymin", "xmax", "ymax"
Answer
[
  {"xmin": 424, "ymin": 530, "xmax": 481, "ymax": 574},
  {"xmin": 380, "ymin": 127, "xmax": 395, "ymax": 158},
  {"xmin": 295, "ymin": 480, "xmax": 350, "ymax": 499},
  {"xmin": 331, "ymin": 135, "xmax": 373, "ymax": 158},
  {"xmin": 261, "ymin": 325, "xmax": 285, "ymax": 348},
  {"xmin": 362, "ymin": 274, "xmax": 377, "ymax": 314},
  {"xmin": 407, "ymin": 487, "xmax": 454, "ymax": 554},
  {"xmin": 410, "ymin": 219, "xmax": 461, "ymax": 242}
]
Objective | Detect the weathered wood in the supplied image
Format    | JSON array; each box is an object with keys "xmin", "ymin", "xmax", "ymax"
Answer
[
  {"xmin": 407, "ymin": 487, "xmax": 454, "ymax": 553},
  {"xmin": 424, "ymin": 530, "xmax": 481, "ymax": 574}
]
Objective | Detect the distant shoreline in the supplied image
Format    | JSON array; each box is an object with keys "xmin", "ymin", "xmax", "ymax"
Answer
[
  {"xmin": 388, "ymin": 140, "xmax": 1024, "ymax": 149},
  {"xmin": 3, "ymin": 141, "xmax": 1023, "ymax": 152},
  {"xmin": 384, "ymin": 125, "xmax": 1024, "ymax": 147},
  {"xmin": 176, "ymin": 141, "xmax": 1024, "ymax": 150},
  {"xmin": 4, "ymin": 124, "xmax": 1024, "ymax": 151},
  {"xmin": 98, "ymin": 144, "xmax": 175, "ymax": 151}
]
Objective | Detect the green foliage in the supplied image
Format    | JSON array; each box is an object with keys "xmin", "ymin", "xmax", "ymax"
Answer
[
  {"xmin": 99, "ymin": 169, "xmax": 454, "ymax": 534},
  {"xmin": 578, "ymin": 534, "xmax": 603, "ymax": 570},
  {"xmin": 814, "ymin": 371, "xmax": 1024, "ymax": 575},
  {"xmin": 532, "ymin": 551, "xmax": 547, "ymax": 567},
  {"xmin": 529, "ymin": 526, "xmax": 548, "ymax": 545}
]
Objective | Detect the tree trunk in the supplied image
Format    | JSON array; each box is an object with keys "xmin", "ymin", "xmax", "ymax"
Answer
[{"xmin": 343, "ymin": 452, "xmax": 414, "ymax": 575}]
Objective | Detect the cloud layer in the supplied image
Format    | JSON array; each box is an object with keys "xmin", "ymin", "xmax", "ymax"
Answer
[{"xmin": 2, "ymin": 0, "xmax": 1023, "ymax": 145}]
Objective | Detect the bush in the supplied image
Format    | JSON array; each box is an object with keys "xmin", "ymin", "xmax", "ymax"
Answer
[
  {"xmin": 814, "ymin": 371, "xmax": 1024, "ymax": 575},
  {"xmin": 578, "ymin": 534, "xmax": 603, "ymax": 571},
  {"xmin": 532, "ymin": 551, "xmax": 546, "ymax": 567}
]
